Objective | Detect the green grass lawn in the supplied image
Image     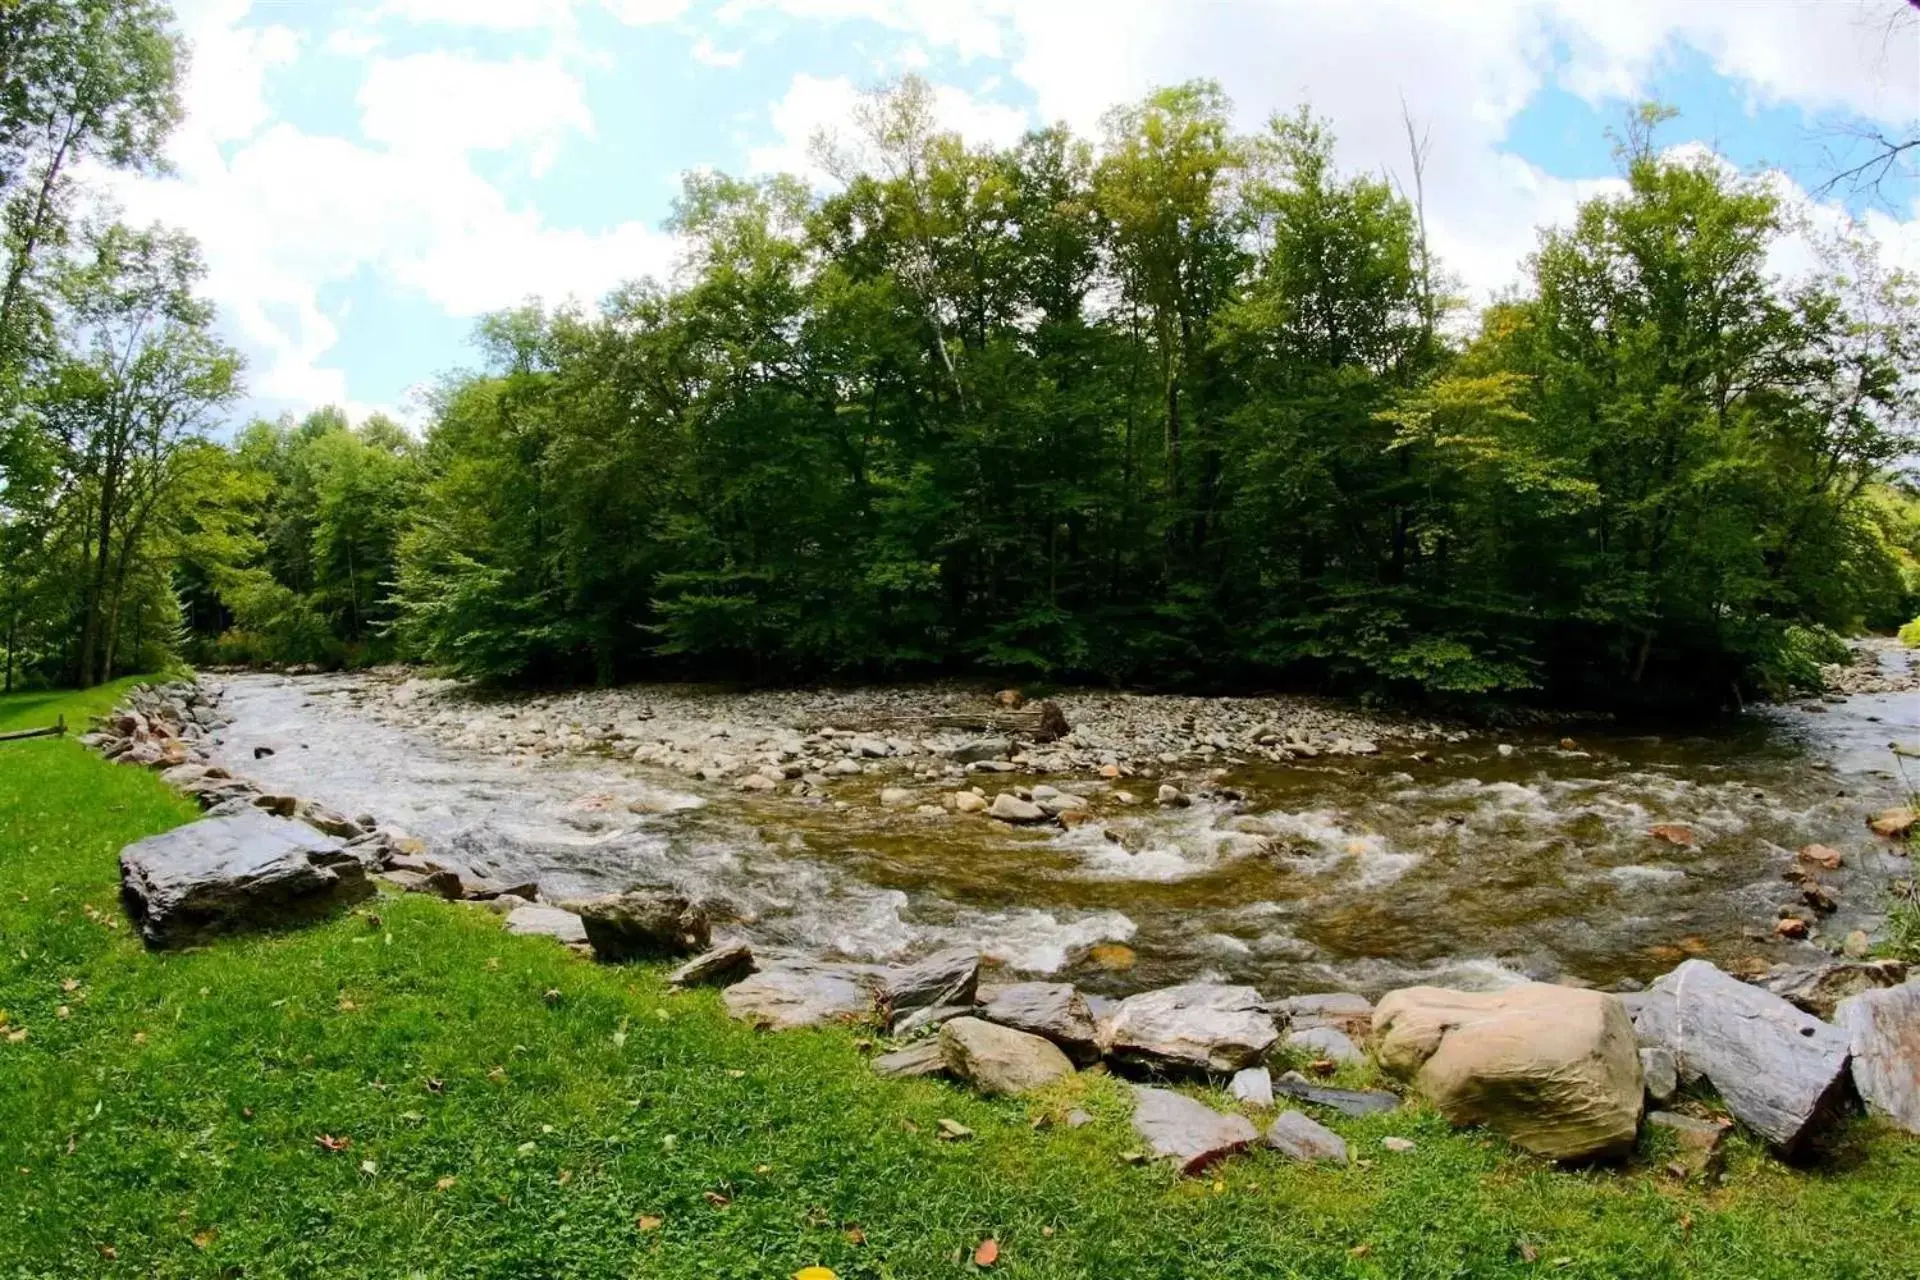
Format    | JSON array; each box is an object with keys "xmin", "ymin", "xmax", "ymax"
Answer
[{"xmin": 1, "ymin": 683, "xmax": 1916, "ymax": 1279}]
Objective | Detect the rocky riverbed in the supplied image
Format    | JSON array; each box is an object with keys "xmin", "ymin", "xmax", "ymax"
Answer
[{"xmin": 169, "ymin": 660, "xmax": 1920, "ymax": 1000}]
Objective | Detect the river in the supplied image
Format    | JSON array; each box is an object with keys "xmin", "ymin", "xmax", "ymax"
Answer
[{"xmin": 203, "ymin": 656, "xmax": 1920, "ymax": 999}]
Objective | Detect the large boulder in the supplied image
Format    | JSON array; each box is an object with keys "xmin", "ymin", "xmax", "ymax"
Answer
[
  {"xmin": 723, "ymin": 963, "xmax": 881, "ymax": 1031},
  {"xmin": 563, "ymin": 887, "xmax": 710, "ymax": 962},
  {"xmin": 1105, "ymin": 983, "xmax": 1278, "ymax": 1074},
  {"xmin": 1834, "ymin": 980, "xmax": 1920, "ymax": 1135},
  {"xmin": 1645, "ymin": 960, "xmax": 1851, "ymax": 1150},
  {"xmin": 979, "ymin": 982, "xmax": 1101, "ymax": 1064},
  {"xmin": 939, "ymin": 1017, "xmax": 1076, "ymax": 1096},
  {"xmin": 119, "ymin": 811, "xmax": 373, "ymax": 949},
  {"xmin": 1373, "ymin": 983, "xmax": 1642, "ymax": 1161},
  {"xmin": 1129, "ymin": 1086, "xmax": 1257, "ymax": 1175}
]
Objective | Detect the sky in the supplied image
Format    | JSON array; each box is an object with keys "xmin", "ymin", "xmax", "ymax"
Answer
[{"xmin": 104, "ymin": 0, "xmax": 1920, "ymax": 429}]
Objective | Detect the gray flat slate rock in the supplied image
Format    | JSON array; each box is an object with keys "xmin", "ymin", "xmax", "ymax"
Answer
[
  {"xmin": 504, "ymin": 904, "xmax": 588, "ymax": 945},
  {"xmin": 119, "ymin": 811, "xmax": 371, "ymax": 949},
  {"xmin": 1129, "ymin": 1086, "xmax": 1257, "ymax": 1175},
  {"xmin": 1273, "ymin": 1070, "xmax": 1400, "ymax": 1117},
  {"xmin": 724, "ymin": 963, "xmax": 882, "ymax": 1030}
]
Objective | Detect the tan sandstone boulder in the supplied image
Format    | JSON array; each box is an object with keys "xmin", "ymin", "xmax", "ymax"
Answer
[{"xmin": 1374, "ymin": 983, "xmax": 1643, "ymax": 1161}]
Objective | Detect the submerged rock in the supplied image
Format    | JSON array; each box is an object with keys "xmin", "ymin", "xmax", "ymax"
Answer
[
  {"xmin": 988, "ymin": 793, "xmax": 1048, "ymax": 824},
  {"xmin": 939, "ymin": 1017, "xmax": 1075, "ymax": 1096},
  {"xmin": 119, "ymin": 811, "xmax": 373, "ymax": 949},
  {"xmin": 1105, "ymin": 983, "xmax": 1278, "ymax": 1074},
  {"xmin": 1834, "ymin": 980, "xmax": 1920, "ymax": 1134},
  {"xmin": 1649, "ymin": 960, "xmax": 1851, "ymax": 1150},
  {"xmin": 1129, "ymin": 1086, "xmax": 1257, "ymax": 1175},
  {"xmin": 1374, "ymin": 983, "xmax": 1643, "ymax": 1161}
]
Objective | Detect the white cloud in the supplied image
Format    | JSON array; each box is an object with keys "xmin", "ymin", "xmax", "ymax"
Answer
[
  {"xmin": 358, "ymin": 53, "xmax": 595, "ymax": 168},
  {"xmin": 747, "ymin": 72, "xmax": 1031, "ymax": 183},
  {"xmin": 692, "ymin": 36, "xmax": 745, "ymax": 68},
  {"xmin": 603, "ymin": 0, "xmax": 692, "ymax": 23},
  {"xmin": 372, "ymin": 0, "xmax": 578, "ymax": 31},
  {"xmin": 717, "ymin": 0, "xmax": 1010, "ymax": 60}
]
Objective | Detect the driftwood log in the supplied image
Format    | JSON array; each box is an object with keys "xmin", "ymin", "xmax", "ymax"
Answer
[
  {"xmin": 925, "ymin": 700, "xmax": 1070, "ymax": 743},
  {"xmin": 0, "ymin": 714, "xmax": 65, "ymax": 743}
]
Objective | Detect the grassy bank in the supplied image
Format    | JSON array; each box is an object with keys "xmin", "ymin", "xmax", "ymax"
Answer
[{"xmin": 1, "ymin": 685, "xmax": 1916, "ymax": 1278}]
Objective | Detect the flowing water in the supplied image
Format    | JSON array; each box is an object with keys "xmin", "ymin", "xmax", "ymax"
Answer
[{"xmin": 207, "ymin": 659, "xmax": 1920, "ymax": 1000}]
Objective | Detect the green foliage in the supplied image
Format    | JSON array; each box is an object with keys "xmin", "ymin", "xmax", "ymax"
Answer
[
  {"xmin": 378, "ymin": 88, "xmax": 1918, "ymax": 703},
  {"xmin": 4, "ymin": 684, "xmax": 1919, "ymax": 1277},
  {"xmin": 1884, "ymin": 879, "xmax": 1920, "ymax": 964}
]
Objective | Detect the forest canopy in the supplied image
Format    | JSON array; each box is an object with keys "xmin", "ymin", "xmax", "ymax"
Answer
[{"xmin": 3, "ymin": 34, "xmax": 1917, "ymax": 707}]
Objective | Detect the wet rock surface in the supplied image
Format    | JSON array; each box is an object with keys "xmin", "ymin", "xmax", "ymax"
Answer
[
  {"xmin": 978, "ymin": 982, "xmax": 1102, "ymax": 1064},
  {"xmin": 119, "ymin": 811, "xmax": 372, "ymax": 949}
]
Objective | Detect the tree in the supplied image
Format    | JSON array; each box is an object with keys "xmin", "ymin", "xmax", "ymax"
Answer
[{"xmin": 40, "ymin": 223, "xmax": 238, "ymax": 685}]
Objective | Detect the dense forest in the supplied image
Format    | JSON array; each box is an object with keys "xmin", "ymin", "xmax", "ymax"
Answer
[{"xmin": 4, "ymin": 3, "xmax": 1920, "ymax": 708}]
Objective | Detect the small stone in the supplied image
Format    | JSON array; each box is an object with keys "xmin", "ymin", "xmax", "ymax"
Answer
[
  {"xmin": 1797, "ymin": 844, "xmax": 1844, "ymax": 871},
  {"xmin": 952, "ymin": 792, "xmax": 988, "ymax": 814},
  {"xmin": 878, "ymin": 787, "xmax": 914, "ymax": 807},
  {"xmin": 1381, "ymin": 1136, "xmax": 1416, "ymax": 1153},
  {"xmin": 1640, "ymin": 1046, "xmax": 1678, "ymax": 1106},
  {"xmin": 1775, "ymin": 917, "xmax": 1809, "ymax": 940},
  {"xmin": 1156, "ymin": 784, "xmax": 1188, "ymax": 808},
  {"xmin": 737, "ymin": 773, "xmax": 778, "ymax": 792},
  {"xmin": 1066, "ymin": 1108, "xmax": 1093, "ymax": 1128},
  {"xmin": 935, "ymin": 1118, "xmax": 973, "ymax": 1141},
  {"xmin": 1285, "ymin": 1026, "xmax": 1363, "ymax": 1065},
  {"xmin": 1264, "ymin": 1110, "xmax": 1349, "ymax": 1164},
  {"xmin": 1646, "ymin": 1110, "xmax": 1730, "ymax": 1184},
  {"xmin": 1843, "ymin": 930, "xmax": 1872, "ymax": 960},
  {"xmin": 1648, "ymin": 823, "xmax": 1696, "ymax": 848},
  {"xmin": 1868, "ymin": 807, "xmax": 1918, "ymax": 839},
  {"xmin": 1230, "ymin": 1066, "xmax": 1274, "ymax": 1108}
]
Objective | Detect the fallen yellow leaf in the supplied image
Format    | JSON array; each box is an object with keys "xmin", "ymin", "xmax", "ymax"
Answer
[{"xmin": 793, "ymin": 1269, "xmax": 838, "ymax": 1280}]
